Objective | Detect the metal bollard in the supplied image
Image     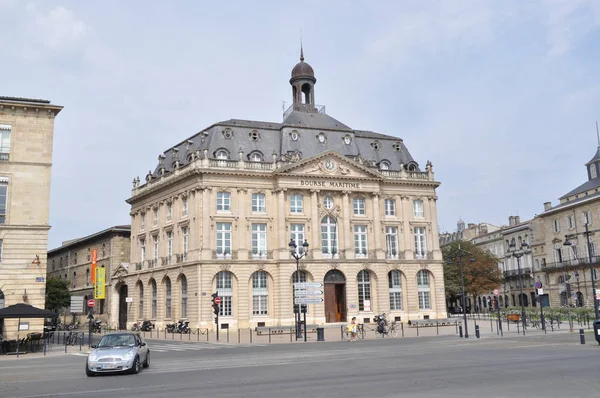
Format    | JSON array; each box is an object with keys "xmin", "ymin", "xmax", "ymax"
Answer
[
  {"xmin": 580, "ymin": 329, "xmax": 585, "ymax": 344},
  {"xmin": 436, "ymin": 321, "xmax": 439, "ymax": 336},
  {"xmin": 475, "ymin": 325, "xmax": 480, "ymax": 338},
  {"xmin": 459, "ymin": 325, "xmax": 463, "ymax": 338}
]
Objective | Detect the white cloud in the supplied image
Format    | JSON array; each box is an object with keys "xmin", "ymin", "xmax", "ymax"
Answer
[{"xmin": 25, "ymin": 3, "xmax": 87, "ymax": 53}]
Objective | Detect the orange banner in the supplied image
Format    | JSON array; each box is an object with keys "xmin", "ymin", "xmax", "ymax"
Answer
[{"xmin": 91, "ymin": 249, "xmax": 97, "ymax": 283}]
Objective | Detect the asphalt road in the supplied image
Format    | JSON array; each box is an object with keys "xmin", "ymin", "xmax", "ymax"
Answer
[{"xmin": 1, "ymin": 333, "xmax": 599, "ymax": 398}]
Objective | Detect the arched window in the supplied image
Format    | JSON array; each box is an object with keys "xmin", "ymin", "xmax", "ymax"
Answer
[
  {"xmin": 216, "ymin": 149, "xmax": 229, "ymax": 160},
  {"xmin": 181, "ymin": 275, "xmax": 188, "ymax": 318},
  {"xmin": 137, "ymin": 282, "xmax": 144, "ymax": 319},
  {"xmin": 388, "ymin": 270, "xmax": 402, "ymax": 310},
  {"xmin": 379, "ymin": 161, "xmax": 390, "ymax": 170},
  {"xmin": 216, "ymin": 271, "xmax": 233, "ymax": 316},
  {"xmin": 165, "ymin": 277, "xmax": 172, "ymax": 318},
  {"xmin": 150, "ymin": 279, "xmax": 157, "ymax": 319},
  {"xmin": 321, "ymin": 216, "xmax": 338, "ymax": 258},
  {"xmin": 0, "ymin": 289, "xmax": 4, "ymax": 309},
  {"xmin": 357, "ymin": 270, "xmax": 371, "ymax": 311},
  {"xmin": 417, "ymin": 270, "xmax": 431, "ymax": 310},
  {"xmin": 252, "ymin": 271, "xmax": 268, "ymax": 315},
  {"xmin": 249, "ymin": 152, "xmax": 263, "ymax": 162}
]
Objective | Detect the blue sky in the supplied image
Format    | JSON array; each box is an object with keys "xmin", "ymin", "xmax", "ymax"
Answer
[{"xmin": 1, "ymin": 0, "xmax": 599, "ymax": 248}]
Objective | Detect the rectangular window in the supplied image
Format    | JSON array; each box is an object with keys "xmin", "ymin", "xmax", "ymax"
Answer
[
  {"xmin": 252, "ymin": 193, "xmax": 266, "ymax": 213},
  {"xmin": 0, "ymin": 181, "xmax": 7, "ymax": 224},
  {"xmin": 385, "ymin": 226, "xmax": 399, "ymax": 259},
  {"xmin": 153, "ymin": 235, "xmax": 159, "ymax": 260},
  {"xmin": 140, "ymin": 239, "xmax": 146, "ymax": 262},
  {"xmin": 251, "ymin": 223, "xmax": 267, "ymax": 258},
  {"xmin": 384, "ymin": 199, "xmax": 395, "ymax": 216},
  {"xmin": 568, "ymin": 215, "xmax": 575, "ymax": 229},
  {"xmin": 413, "ymin": 199, "xmax": 424, "ymax": 218},
  {"xmin": 217, "ymin": 192, "xmax": 231, "ymax": 211},
  {"xmin": 357, "ymin": 271, "xmax": 371, "ymax": 311},
  {"xmin": 182, "ymin": 227, "xmax": 189, "ymax": 260},
  {"xmin": 153, "ymin": 209, "xmax": 158, "ymax": 226},
  {"xmin": 353, "ymin": 198, "xmax": 365, "ymax": 215},
  {"xmin": 389, "ymin": 271, "xmax": 402, "ymax": 311},
  {"xmin": 216, "ymin": 272, "xmax": 233, "ymax": 316},
  {"xmin": 140, "ymin": 213, "xmax": 146, "ymax": 230},
  {"xmin": 0, "ymin": 239, "xmax": 3, "ymax": 262},
  {"xmin": 167, "ymin": 231, "xmax": 173, "ymax": 264},
  {"xmin": 414, "ymin": 227, "xmax": 427, "ymax": 257},
  {"xmin": 553, "ymin": 219, "xmax": 560, "ymax": 233},
  {"xmin": 216, "ymin": 223, "xmax": 232, "ymax": 257},
  {"xmin": 582, "ymin": 211, "xmax": 592, "ymax": 226},
  {"xmin": 167, "ymin": 203, "xmax": 172, "ymax": 222},
  {"xmin": 290, "ymin": 224, "xmax": 305, "ymax": 255},
  {"xmin": 182, "ymin": 198, "xmax": 188, "ymax": 217},
  {"xmin": 0, "ymin": 125, "xmax": 10, "ymax": 161},
  {"xmin": 418, "ymin": 292, "xmax": 431, "ymax": 309},
  {"xmin": 354, "ymin": 225, "xmax": 368, "ymax": 258},
  {"xmin": 290, "ymin": 194, "xmax": 303, "ymax": 213},
  {"xmin": 252, "ymin": 272, "xmax": 268, "ymax": 315}
]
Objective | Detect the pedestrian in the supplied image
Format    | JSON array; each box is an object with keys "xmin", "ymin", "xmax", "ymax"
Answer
[{"xmin": 348, "ymin": 317, "xmax": 357, "ymax": 342}]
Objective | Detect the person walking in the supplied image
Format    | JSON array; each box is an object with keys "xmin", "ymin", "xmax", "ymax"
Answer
[{"xmin": 348, "ymin": 317, "xmax": 357, "ymax": 342}]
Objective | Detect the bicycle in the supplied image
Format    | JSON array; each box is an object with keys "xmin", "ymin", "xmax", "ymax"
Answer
[
  {"xmin": 342, "ymin": 324, "xmax": 365, "ymax": 341},
  {"xmin": 66, "ymin": 331, "xmax": 79, "ymax": 346}
]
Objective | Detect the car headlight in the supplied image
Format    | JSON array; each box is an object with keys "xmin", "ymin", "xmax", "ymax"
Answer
[
  {"xmin": 124, "ymin": 351, "xmax": 135, "ymax": 360},
  {"xmin": 88, "ymin": 352, "xmax": 98, "ymax": 361}
]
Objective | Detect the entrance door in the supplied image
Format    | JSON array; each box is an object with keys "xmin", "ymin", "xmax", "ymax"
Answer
[
  {"xmin": 119, "ymin": 285, "xmax": 128, "ymax": 330},
  {"xmin": 324, "ymin": 270, "xmax": 346, "ymax": 323}
]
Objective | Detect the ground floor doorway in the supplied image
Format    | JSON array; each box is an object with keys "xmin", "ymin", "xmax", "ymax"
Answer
[
  {"xmin": 118, "ymin": 285, "xmax": 128, "ymax": 330},
  {"xmin": 324, "ymin": 270, "xmax": 346, "ymax": 323}
]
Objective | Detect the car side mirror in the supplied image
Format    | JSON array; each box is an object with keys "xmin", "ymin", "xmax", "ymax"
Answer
[
  {"xmin": 90, "ymin": 344, "xmax": 97, "ymax": 349},
  {"xmin": 140, "ymin": 342, "xmax": 146, "ymax": 347}
]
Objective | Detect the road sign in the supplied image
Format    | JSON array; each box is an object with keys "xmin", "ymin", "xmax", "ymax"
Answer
[
  {"xmin": 294, "ymin": 282, "xmax": 323, "ymax": 290},
  {"xmin": 493, "ymin": 289, "xmax": 499, "ymax": 296},
  {"xmin": 214, "ymin": 297, "xmax": 222, "ymax": 305},
  {"xmin": 535, "ymin": 281, "xmax": 542, "ymax": 289},
  {"xmin": 125, "ymin": 297, "xmax": 133, "ymax": 303},
  {"xmin": 70, "ymin": 296, "xmax": 84, "ymax": 313},
  {"xmin": 537, "ymin": 288, "xmax": 544, "ymax": 295},
  {"xmin": 88, "ymin": 299, "xmax": 95, "ymax": 308},
  {"xmin": 294, "ymin": 290, "xmax": 324, "ymax": 297},
  {"xmin": 295, "ymin": 297, "xmax": 324, "ymax": 305}
]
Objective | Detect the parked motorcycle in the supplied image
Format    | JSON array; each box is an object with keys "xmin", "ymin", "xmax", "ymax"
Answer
[
  {"xmin": 140, "ymin": 320, "xmax": 154, "ymax": 332},
  {"xmin": 91, "ymin": 320, "xmax": 102, "ymax": 333},
  {"xmin": 373, "ymin": 313, "xmax": 388, "ymax": 335},
  {"xmin": 176, "ymin": 320, "xmax": 190, "ymax": 334},
  {"xmin": 165, "ymin": 322, "xmax": 177, "ymax": 333}
]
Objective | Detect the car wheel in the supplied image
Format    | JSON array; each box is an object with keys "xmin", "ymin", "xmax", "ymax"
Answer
[
  {"xmin": 143, "ymin": 352, "xmax": 150, "ymax": 368},
  {"xmin": 130, "ymin": 356, "xmax": 141, "ymax": 375},
  {"xmin": 85, "ymin": 363, "xmax": 95, "ymax": 377}
]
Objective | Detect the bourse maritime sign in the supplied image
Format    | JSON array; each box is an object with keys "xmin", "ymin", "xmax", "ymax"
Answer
[{"xmin": 299, "ymin": 180, "xmax": 360, "ymax": 189}]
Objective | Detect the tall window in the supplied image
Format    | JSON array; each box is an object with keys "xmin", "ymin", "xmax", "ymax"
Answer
[
  {"xmin": 151, "ymin": 280, "xmax": 157, "ymax": 318},
  {"xmin": 385, "ymin": 226, "xmax": 399, "ymax": 259},
  {"xmin": 167, "ymin": 203, "xmax": 172, "ymax": 221},
  {"xmin": 153, "ymin": 208, "xmax": 158, "ymax": 226},
  {"xmin": 86, "ymin": 268, "xmax": 90, "ymax": 285},
  {"xmin": 252, "ymin": 271, "xmax": 268, "ymax": 315},
  {"xmin": 140, "ymin": 239, "xmax": 146, "ymax": 262},
  {"xmin": 153, "ymin": 235, "xmax": 159, "ymax": 260},
  {"xmin": 414, "ymin": 227, "xmax": 427, "ymax": 257},
  {"xmin": 182, "ymin": 198, "xmax": 188, "ymax": 217},
  {"xmin": 321, "ymin": 216, "xmax": 338, "ymax": 257},
  {"xmin": 251, "ymin": 223, "xmax": 267, "ymax": 258},
  {"xmin": 582, "ymin": 211, "xmax": 592, "ymax": 226},
  {"xmin": 353, "ymin": 198, "xmax": 365, "ymax": 215},
  {"xmin": 165, "ymin": 277, "xmax": 172, "ymax": 318},
  {"xmin": 252, "ymin": 193, "xmax": 266, "ymax": 213},
  {"xmin": 568, "ymin": 215, "xmax": 575, "ymax": 229},
  {"xmin": 413, "ymin": 200, "xmax": 424, "ymax": 218},
  {"xmin": 0, "ymin": 125, "xmax": 10, "ymax": 161},
  {"xmin": 180, "ymin": 275, "xmax": 188, "ymax": 318},
  {"xmin": 290, "ymin": 194, "xmax": 303, "ymax": 213},
  {"xmin": 73, "ymin": 272, "xmax": 77, "ymax": 288},
  {"xmin": 167, "ymin": 231, "xmax": 173, "ymax": 264},
  {"xmin": 591, "ymin": 165, "xmax": 597, "ymax": 179},
  {"xmin": 354, "ymin": 225, "xmax": 368, "ymax": 258},
  {"xmin": 217, "ymin": 192, "xmax": 231, "ymax": 211},
  {"xmin": 358, "ymin": 270, "xmax": 371, "ymax": 311},
  {"xmin": 290, "ymin": 224, "xmax": 305, "ymax": 255},
  {"xmin": 140, "ymin": 213, "xmax": 146, "ymax": 230},
  {"xmin": 417, "ymin": 270, "xmax": 431, "ymax": 309},
  {"xmin": 553, "ymin": 219, "xmax": 560, "ymax": 233},
  {"xmin": 389, "ymin": 270, "xmax": 403, "ymax": 310},
  {"xmin": 182, "ymin": 226, "xmax": 189, "ymax": 260},
  {"xmin": 138, "ymin": 283, "xmax": 144, "ymax": 319},
  {"xmin": 0, "ymin": 181, "xmax": 6, "ymax": 224},
  {"xmin": 216, "ymin": 223, "xmax": 232, "ymax": 257},
  {"xmin": 216, "ymin": 271, "xmax": 233, "ymax": 316},
  {"xmin": 384, "ymin": 199, "xmax": 395, "ymax": 216}
]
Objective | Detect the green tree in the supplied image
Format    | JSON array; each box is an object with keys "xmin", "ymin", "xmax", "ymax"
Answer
[
  {"xmin": 442, "ymin": 240, "xmax": 502, "ymax": 306},
  {"xmin": 45, "ymin": 277, "xmax": 71, "ymax": 313}
]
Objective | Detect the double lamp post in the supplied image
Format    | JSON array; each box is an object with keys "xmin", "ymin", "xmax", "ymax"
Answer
[
  {"xmin": 508, "ymin": 237, "xmax": 528, "ymax": 335},
  {"xmin": 289, "ymin": 238, "xmax": 309, "ymax": 340}
]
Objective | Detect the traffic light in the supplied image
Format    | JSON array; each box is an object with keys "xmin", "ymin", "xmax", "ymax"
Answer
[
  {"xmin": 211, "ymin": 292, "xmax": 219, "ymax": 316},
  {"xmin": 566, "ymin": 283, "xmax": 572, "ymax": 297}
]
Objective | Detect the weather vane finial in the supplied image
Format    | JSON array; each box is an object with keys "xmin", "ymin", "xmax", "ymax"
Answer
[{"xmin": 300, "ymin": 30, "xmax": 304, "ymax": 61}]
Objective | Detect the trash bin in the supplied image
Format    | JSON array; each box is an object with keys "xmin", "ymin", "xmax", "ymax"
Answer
[
  {"xmin": 316, "ymin": 327, "xmax": 325, "ymax": 342},
  {"xmin": 593, "ymin": 320, "xmax": 600, "ymax": 344}
]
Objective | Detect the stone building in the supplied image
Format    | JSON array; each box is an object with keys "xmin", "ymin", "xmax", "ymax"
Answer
[
  {"xmin": 47, "ymin": 226, "xmax": 131, "ymax": 324},
  {"xmin": 532, "ymin": 145, "xmax": 600, "ymax": 309},
  {"xmin": 110, "ymin": 51, "xmax": 446, "ymax": 331},
  {"xmin": 0, "ymin": 96, "xmax": 62, "ymax": 338}
]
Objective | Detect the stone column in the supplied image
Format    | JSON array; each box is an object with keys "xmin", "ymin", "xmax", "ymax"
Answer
[
  {"xmin": 342, "ymin": 191, "xmax": 352, "ymax": 259},
  {"xmin": 427, "ymin": 196, "xmax": 442, "ymax": 260},
  {"xmin": 201, "ymin": 186, "xmax": 212, "ymax": 260},
  {"xmin": 401, "ymin": 196, "xmax": 414, "ymax": 259},
  {"xmin": 372, "ymin": 192, "xmax": 383, "ymax": 259},
  {"xmin": 277, "ymin": 188, "xmax": 288, "ymax": 260},
  {"xmin": 310, "ymin": 189, "xmax": 321, "ymax": 259},
  {"xmin": 237, "ymin": 188, "xmax": 248, "ymax": 260}
]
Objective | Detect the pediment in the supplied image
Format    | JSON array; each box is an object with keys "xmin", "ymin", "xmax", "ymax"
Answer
[
  {"xmin": 275, "ymin": 151, "xmax": 382, "ymax": 180},
  {"xmin": 111, "ymin": 263, "xmax": 130, "ymax": 278}
]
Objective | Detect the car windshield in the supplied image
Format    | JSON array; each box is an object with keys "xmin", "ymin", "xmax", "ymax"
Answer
[{"xmin": 98, "ymin": 334, "xmax": 136, "ymax": 347}]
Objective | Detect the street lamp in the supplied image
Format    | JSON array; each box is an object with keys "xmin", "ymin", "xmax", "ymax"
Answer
[
  {"xmin": 289, "ymin": 238, "xmax": 309, "ymax": 340},
  {"xmin": 564, "ymin": 222, "xmax": 600, "ymax": 320},
  {"xmin": 508, "ymin": 237, "xmax": 528, "ymax": 335},
  {"xmin": 574, "ymin": 271, "xmax": 581, "ymax": 307},
  {"xmin": 446, "ymin": 244, "xmax": 474, "ymax": 339}
]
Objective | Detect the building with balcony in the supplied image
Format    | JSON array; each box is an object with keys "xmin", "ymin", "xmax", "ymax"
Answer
[
  {"xmin": 47, "ymin": 226, "xmax": 130, "ymax": 324},
  {"xmin": 109, "ymin": 50, "xmax": 446, "ymax": 331},
  {"xmin": 0, "ymin": 96, "xmax": 62, "ymax": 339}
]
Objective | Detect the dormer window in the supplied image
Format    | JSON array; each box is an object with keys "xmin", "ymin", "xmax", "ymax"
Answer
[
  {"xmin": 379, "ymin": 161, "xmax": 390, "ymax": 170},
  {"xmin": 223, "ymin": 129, "xmax": 233, "ymax": 139},
  {"xmin": 343, "ymin": 135, "xmax": 352, "ymax": 145},
  {"xmin": 249, "ymin": 130, "xmax": 260, "ymax": 141},
  {"xmin": 317, "ymin": 132, "xmax": 326, "ymax": 143},
  {"xmin": 591, "ymin": 165, "xmax": 597, "ymax": 179},
  {"xmin": 392, "ymin": 142, "xmax": 402, "ymax": 151},
  {"xmin": 216, "ymin": 150, "xmax": 229, "ymax": 160},
  {"xmin": 290, "ymin": 130, "xmax": 299, "ymax": 141},
  {"xmin": 371, "ymin": 141, "xmax": 381, "ymax": 151},
  {"xmin": 249, "ymin": 152, "xmax": 263, "ymax": 162},
  {"xmin": 408, "ymin": 164, "xmax": 417, "ymax": 171}
]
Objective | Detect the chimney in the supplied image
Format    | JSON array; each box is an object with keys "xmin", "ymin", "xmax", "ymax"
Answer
[
  {"xmin": 543, "ymin": 202, "xmax": 552, "ymax": 211},
  {"xmin": 508, "ymin": 216, "xmax": 514, "ymax": 226},
  {"xmin": 514, "ymin": 216, "xmax": 520, "ymax": 224},
  {"xmin": 467, "ymin": 223, "xmax": 475, "ymax": 229}
]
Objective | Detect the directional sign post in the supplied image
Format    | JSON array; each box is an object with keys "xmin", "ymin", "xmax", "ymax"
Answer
[
  {"xmin": 294, "ymin": 282, "xmax": 323, "ymax": 290},
  {"xmin": 294, "ymin": 290, "xmax": 324, "ymax": 297},
  {"xmin": 294, "ymin": 297, "xmax": 324, "ymax": 305}
]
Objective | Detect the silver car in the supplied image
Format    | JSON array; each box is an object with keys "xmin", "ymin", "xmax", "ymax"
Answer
[{"xmin": 86, "ymin": 332, "xmax": 150, "ymax": 376}]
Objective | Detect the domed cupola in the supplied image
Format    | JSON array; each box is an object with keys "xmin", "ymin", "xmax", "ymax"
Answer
[{"xmin": 290, "ymin": 45, "xmax": 316, "ymax": 110}]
